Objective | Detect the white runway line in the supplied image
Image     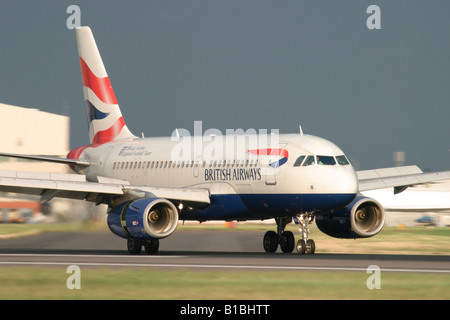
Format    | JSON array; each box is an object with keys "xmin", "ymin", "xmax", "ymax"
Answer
[
  {"xmin": 0, "ymin": 253, "xmax": 185, "ymax": 258},
  {"xmin": 0, "ymin": 260, "xmax": 449, "ymax": 274}
]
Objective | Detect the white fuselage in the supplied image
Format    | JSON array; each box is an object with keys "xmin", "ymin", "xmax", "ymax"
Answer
[{"xmin": 75, "ymin": 133, "xmax": 358, "ymax": 220}]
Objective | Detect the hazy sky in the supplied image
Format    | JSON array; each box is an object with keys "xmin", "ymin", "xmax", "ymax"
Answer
[{"xmin": 0, "ymin": 1, "xmax": 449, "ymax": 171}]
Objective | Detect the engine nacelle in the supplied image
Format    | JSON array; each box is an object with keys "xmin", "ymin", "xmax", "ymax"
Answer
[
  {"xmin": 315, "ymin": 196, "xmax": 385, "ymax": 239},
  {"xmin": 107, "ymin": 198, "xmax": 179, "ymax": 240}
]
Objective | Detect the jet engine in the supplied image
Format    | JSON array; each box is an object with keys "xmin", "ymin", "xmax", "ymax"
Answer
[
  {"xmin": 315, "ymin": 196, "xmax": 385, "ymax": 239},
  {"xmin": 107, "ymin": 198, "xmax": 179, "ymax": 240}
]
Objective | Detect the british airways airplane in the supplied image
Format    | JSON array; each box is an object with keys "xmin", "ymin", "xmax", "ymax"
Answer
[{"xmin": 1, "ymin": 27, "xmax": 449, "ymax": 255}]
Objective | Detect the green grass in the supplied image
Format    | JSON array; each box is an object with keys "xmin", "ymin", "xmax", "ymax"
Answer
[
  {"xmin": 0, "ymin": 267, "xmax": 448, "ymax": 300},
  {"xmin": 0, "ymin": 221, "xmax": 101, "ymax": 238}
]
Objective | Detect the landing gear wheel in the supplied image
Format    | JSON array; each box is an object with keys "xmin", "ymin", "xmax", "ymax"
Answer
[
  {"xmin": 296, "ymin": 239, "xmax": 306, "ymax": 254},
  {"xmin": 144, "ymin": 239, "xmax": 159, "ymax": 255},
  {"xmin": 295, "ymin": 212, "xmax": 316, "ymax": 254},
  {"xmin": 280, "ymin": 231, "xmax": 295, "ymax": 253},
  {"xmin": 306, "ymin": 239, "xmax": 315, "ymax": 254},
  {"xmin": 127, "ymin": 238, "xmax": 142, "ymax": 255},
  {"xmin": 263, "ymin": 231, "xmax": 278, "ymax": 253}
]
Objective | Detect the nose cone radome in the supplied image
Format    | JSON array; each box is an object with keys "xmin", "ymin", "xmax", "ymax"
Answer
[
  {"xmin": 339, "ymin": 166, "xmax": 359, "ymax": 195},
  {"xmin": 317, "ymin": 166, "xmax": 358, "ymax": 209}
]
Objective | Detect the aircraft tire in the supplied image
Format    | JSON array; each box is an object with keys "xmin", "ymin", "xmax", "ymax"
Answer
[
  {"xmin": 280, "ymin": 231, "xmax": 295, "ymax": 253},
  {"xmin": 144, "ymin": 238, "xmax": 159, "ymax": 254},
  {"xmin": 306, "ymin": 239, "xmax": 316, "ymax": 254},
  {"xmin": 127, "ymin": 238, "xmax": 142, "ymax": 255},
  {"xmin": 263, "ymin": 231, "xmax": 278, "ymax": 253},
  {"xmin": 296, "ymin": 239, "xmax": 306, "ymax": 254}
]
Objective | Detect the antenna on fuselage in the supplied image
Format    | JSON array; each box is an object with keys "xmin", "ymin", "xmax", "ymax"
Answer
[{"xmin": 299, "ymin": 125, "xmax": 304, "ymax": 136}]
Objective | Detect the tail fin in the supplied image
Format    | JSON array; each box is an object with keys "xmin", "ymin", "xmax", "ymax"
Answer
[{"xmin": 75, "ymin": 26, "xmax": 135, "ymax": 144}]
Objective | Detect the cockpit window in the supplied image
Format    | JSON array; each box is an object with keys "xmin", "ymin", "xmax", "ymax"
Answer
[
  {"xmin": 293, "ymin": 155, "xmax": 305, "ymax": 167},
  {"xmin": 336, "ymin": 155, "xmax": 350, "ymax": 165},
  {"xmin": 317, "ymin": 155, "xmax": 336, "ymax": 165},
  {"xmin": 302, "ymin": 155, "xmax": 316, "ymax": 166}
]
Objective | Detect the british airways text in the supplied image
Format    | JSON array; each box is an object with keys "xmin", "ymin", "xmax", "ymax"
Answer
[{"xmin": 204, "ymin": 168, "xmax": 261, "ymax": 181}]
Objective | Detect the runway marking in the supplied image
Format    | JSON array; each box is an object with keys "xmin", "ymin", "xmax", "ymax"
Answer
[
  {"xmin": 0, "ymin": 261, "xmax": 449, "ymax": 274},
  {"xmin": 0, "ymin": 254, "xmax": 185, "ymax": 258}
]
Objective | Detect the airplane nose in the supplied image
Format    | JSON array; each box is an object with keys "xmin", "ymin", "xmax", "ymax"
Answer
[
  {"xmin": 332, "ymin": 168, "xmax": 358, "ymax": 208},
  {"xmin": 339, "ymin": 167, "xmax": 359, "ymax": 195},
  {"xmin": 318, "ymin": 166, "xmax": 358, "ymax": 208}
]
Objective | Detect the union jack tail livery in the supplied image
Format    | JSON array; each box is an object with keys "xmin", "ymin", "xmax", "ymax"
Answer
[{"xmin": 76, "ymin": 27, "xmax": 135, "ymax": 144}]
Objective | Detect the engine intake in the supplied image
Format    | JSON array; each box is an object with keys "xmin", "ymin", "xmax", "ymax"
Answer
[
  {"xmin": 107, "ymin": 198, "xmax": 179, "ymax": 240},
  {"xmin": 315, "ymin": 196, "xmax": 385, "ymax": 239}
]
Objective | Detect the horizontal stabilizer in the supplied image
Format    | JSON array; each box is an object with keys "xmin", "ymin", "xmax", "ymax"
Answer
[{"xmin": 0, "ymin": 152, "xmax": 90, "ymax": 167}]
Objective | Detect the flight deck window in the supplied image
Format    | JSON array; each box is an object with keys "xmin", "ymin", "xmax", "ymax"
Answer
[
  {"xmin": 336, "ymin": 155, "xmax": 350, "ymax": 165},
  {"xmin": 293, "ymin": 156, "xmax": 305, "ymax": 167},
  {"xmin": 317, "ymin": 156, "xmax": 336, "ymax": 165},
  {"xmin": 303, "ymin": 155, "xmax": 315, "ymax": 166}
]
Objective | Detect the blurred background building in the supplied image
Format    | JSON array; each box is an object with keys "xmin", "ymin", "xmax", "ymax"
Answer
[
  {"xmin": 0, "ymin": 103, "xmax": 103, "ymax": 223},
  {"xmin": 0, "ymin": 103, "xmax": 70, "ymax": 173}
]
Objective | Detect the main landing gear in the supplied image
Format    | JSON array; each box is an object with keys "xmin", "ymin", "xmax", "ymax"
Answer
[
  {"xmin": 127, "ymin": 238, "xmax": 159, "ymax": 255},
  {"xmin": 263, "ymin": 213, "xmax": 316, "ymax": 254}
]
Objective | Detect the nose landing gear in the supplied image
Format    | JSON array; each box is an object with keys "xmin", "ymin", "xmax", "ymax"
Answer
[
  {"xmin": 294, "ymin": 212, "xmax": 316, "ymax": 254},
  {"xmin": 263, "ymin": 213, "xmax": 316, "ymax": 254}
]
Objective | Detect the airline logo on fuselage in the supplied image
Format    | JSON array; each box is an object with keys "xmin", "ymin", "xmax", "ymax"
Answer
[{"xmin": 247, "ymin": 148, "xmax": 289, "ymax": 168}]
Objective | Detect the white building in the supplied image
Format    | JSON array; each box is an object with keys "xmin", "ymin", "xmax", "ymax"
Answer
[{"xmin": 0, "ymin": 103, "xmax": 70, "ymax": 173}]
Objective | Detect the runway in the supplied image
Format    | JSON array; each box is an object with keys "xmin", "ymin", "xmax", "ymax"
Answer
[{"xmin": 0, "ymin": 230, "xmax": 449, "ymax": 273}]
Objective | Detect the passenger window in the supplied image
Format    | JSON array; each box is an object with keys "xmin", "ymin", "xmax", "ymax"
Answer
[
  {"xmin": 317, "ymin": 156, "xmax": 336, "ymax": 165},
  {"xmin": 303, "ymin": 155, "xmax": 315, "ymax": 166},
  {"xmin": 293, "ymin": 156, "xmax": 305, "ymax": 167},
  {"xmin": 336, "ymin": 155, "xmax": 350, "ymax": 165}
]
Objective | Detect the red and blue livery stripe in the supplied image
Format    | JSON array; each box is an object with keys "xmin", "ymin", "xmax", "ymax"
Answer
[{"xmin": 247, "ymin": 148, "xmax": 289, "ymax": 168}]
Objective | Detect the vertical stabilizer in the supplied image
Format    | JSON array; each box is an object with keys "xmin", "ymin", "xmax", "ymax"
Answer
[{"xmin": 75, "ymin": 27, "xmax": 135, "ymax": 144}]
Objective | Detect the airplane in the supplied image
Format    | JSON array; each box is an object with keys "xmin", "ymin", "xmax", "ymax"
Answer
[{"xmin": 0, "ymin": 26, "xmax": 449, "ymax": 255}]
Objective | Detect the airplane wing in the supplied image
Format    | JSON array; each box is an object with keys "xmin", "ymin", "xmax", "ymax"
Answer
[
  {"xmin": 357, "ymin": 165, "xmax": 450, "ymax": 194},
  {"xmin": 0, "ymin": 170, "xmax": 210, "ymax": 206}
]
